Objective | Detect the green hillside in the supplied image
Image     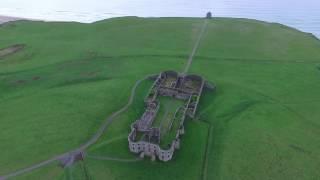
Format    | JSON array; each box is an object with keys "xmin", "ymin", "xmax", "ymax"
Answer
[{"xmin": 1, "ymin": 17, "xmax": 320, "ymax": 180}]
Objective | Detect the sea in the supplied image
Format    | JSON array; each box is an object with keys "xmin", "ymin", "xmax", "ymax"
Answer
[{"xmin": 0, "ymin": 0, "xmax": 319, "ymax": 37}]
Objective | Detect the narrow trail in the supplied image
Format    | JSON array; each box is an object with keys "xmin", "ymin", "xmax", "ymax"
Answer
[
  {"xmin": 183, "ymin": 20, "xmax": 208, "ymax": 74},
  {"xmin": 0, "ymin": 74, "xmax": 154, "ymax": 180},
  {"xmin": 89, "ymin": 134, "xmax": 128, "ymax": 152}
]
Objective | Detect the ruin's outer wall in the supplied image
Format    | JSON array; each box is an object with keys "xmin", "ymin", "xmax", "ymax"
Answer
[
  {"xmin": 128, "ymin": 123, "xmax": 182, "ymax": 162},
  {"xmin": 128, "ymin": 71, "xmax": 209, "ymax": 162},
  {"xmin": 128, "ymin": 139, "xmax": 175, "ymax": 161},
  {"xmin": 128, "ymin": 129, "xmax": 177, "ymax": 161}
]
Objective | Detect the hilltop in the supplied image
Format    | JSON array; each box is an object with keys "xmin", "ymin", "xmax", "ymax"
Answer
[{"xmin": 0, "ymin": 17, "xmax": 320, "ymax": 180}]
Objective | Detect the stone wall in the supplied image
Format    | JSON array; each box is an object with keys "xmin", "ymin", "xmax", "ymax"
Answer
[
  {"xmin": 128, "ymin": 135, "xmax": 177, "ymax": 161},
  {"xmin": 128, "ymin": 122, "xmax": 182, "ymax": 162}
]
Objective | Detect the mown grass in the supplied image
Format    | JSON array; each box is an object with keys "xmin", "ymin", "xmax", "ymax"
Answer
[
  {"xmin": 190, "ymin": 19, "xmax": 320, "ymax": 179},
  {"xmin": 0, "ymin": 17, "xmax": 320, "ymax": 180},
  {"xmin": 157, "ymin": 97, "xmax": 185, "ymax": 148}
]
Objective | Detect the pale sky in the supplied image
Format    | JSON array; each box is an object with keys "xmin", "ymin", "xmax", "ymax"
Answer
[{"xmin": 1, "ymin": 0, "xmax": 318, "ymax": 21}]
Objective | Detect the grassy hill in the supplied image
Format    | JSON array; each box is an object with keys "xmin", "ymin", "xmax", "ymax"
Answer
[{"xmin": 0, "ymin": 17, "xmax": 320, "ymax": 180}]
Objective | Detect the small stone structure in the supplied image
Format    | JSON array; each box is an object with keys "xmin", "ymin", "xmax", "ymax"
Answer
[
  {"xmin": 206, "ymin": 12, "xmax": 212, "ymax": 19},
  {"xmin": 59, "ymin": 151, "xmax": 84, "ymax": 168},
  {"xmin": 128, "ymin": 71, "xmax": 214, "ymax": 161}
]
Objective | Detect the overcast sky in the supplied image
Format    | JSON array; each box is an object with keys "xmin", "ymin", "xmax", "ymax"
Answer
[
  {"xmin": 0, "ymin": 0, "xmax": 319, "ymax": 37},
  {"xmin": 1, "ymin": 0, "xmax": 319, "ymax": 20}
]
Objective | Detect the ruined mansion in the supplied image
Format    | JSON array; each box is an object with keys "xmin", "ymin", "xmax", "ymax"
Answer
[{"xmin": 128, "ymin": 71, "xmax": 214, "ymax": 161}]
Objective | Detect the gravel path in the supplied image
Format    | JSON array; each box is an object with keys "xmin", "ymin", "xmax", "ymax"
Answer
[
  {"xmin": 183, "ymin": 20, "xmax": 208, "ymax": 74},
  {"xmin": 0, "ymin": 75, "xmax": 154, "ymax": 180}
]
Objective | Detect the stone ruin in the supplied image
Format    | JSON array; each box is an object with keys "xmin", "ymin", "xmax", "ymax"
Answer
[
  {"xmin": 206, "ymin": 12, "xmax": 212, "ymax": 19},
  {"xmin": 128, "ymin": 71, "xmax": 215, "ymax": 162}
]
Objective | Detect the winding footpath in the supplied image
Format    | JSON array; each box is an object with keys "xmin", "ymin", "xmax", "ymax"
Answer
[{"xmin": 0, "ymin": 74, "xmax": 154, "ymax": 180}]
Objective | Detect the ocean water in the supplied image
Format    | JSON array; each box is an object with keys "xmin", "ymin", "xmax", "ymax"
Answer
[{"xmin": 0, "ymin": 0, "xmax": 319, "ymax": 37}]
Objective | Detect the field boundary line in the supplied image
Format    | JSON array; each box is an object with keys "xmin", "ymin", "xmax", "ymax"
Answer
[{"xmin": 200, "ymin": 122, "xmax": 213, "ymax": 180}]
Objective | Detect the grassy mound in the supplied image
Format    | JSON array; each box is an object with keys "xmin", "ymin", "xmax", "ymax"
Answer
[{"xmin": 0, "ymin": 17, "xmax": 320, "ymax": 180}]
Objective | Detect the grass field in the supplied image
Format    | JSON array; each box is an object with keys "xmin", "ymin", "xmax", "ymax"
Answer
[
  {"xmin": 154, "ymin": 96, "xmax": 185, "ymax": 148},
  {"xmin": 0, "ymin": 17, "xmax": 320, "ymax": 179}
]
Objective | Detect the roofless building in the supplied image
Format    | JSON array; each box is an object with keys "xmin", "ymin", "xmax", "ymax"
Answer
[{"xmin": 128, "ymin": 71, "xmax": 214, "ymax": 161}]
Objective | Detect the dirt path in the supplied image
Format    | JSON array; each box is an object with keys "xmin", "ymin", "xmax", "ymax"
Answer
[
  {"xmin": 78, "ymin": 75, "xmax": 152, "ymax": 151},
  {"xmin": 183, "ymin": 20, "xmax": 208, "ymax": 74},
  {"xmin": 89, "ymin": 134, "xmax": 127, "ymax": 152},
  {"xmin": 0, "ymin": 75, "xmax": 154, "ymax": 180}
]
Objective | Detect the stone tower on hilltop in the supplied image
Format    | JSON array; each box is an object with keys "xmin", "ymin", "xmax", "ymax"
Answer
[{"xmin": 206, "ymin": 12, "xmax": 212, "ymax": 19}]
